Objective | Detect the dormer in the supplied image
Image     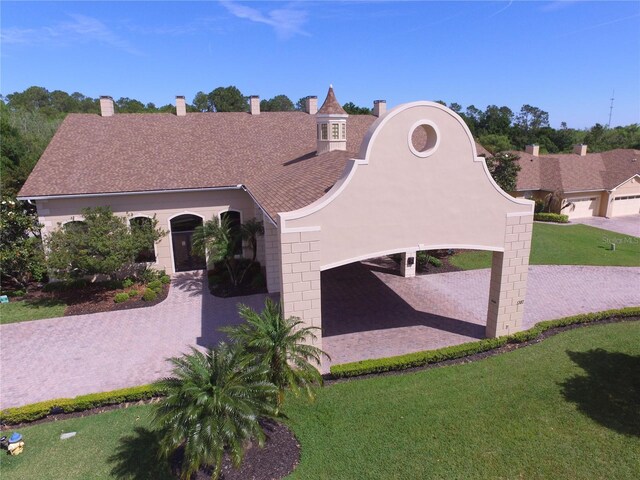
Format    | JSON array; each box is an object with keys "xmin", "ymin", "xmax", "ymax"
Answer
[{"xmin": 316, "ymin": 85, "xmax": 348, "ymax": 155}]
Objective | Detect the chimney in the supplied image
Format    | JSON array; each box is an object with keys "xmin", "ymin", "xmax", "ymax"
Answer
[
  {"xmin": 305, "ymin": 96, "xmax": 318, "ymax": 115},
  {"xmin": 176, "ymin": 96, "xmax": 186, "ymax": 117},
  {"xmin": 100, "ymin": 96, "xmax": 114, "ymax": 117},
  {"xmin": 573, "ymin": 144, "xmax": 587, "ymax": 156},
  {"xmin": 525, "ymin": 144, "xmax": 539, "ymax": 157},
  {"xmin": 250, "ymin": 96, "xmax": 260, "ymax": 115},
  {"xmin": 373, "ymin": 100, "xmax": 387, "ymax": 117}
]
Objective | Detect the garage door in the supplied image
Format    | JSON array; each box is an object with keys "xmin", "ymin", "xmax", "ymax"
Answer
[
  {"xmin": 612, "ymin": 194, "xmax": 640, "ymax": 216},
  {"xmin": 565, "ymin": 196, "xmax": 599, "ymax": 219}
]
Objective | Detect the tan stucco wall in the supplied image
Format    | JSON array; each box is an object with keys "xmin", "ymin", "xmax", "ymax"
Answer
[
  {"xmin": 281, "ymin": 103, "xmax": 533, "ymax": 269},
  {"xmin": 276, "ymin": 102, "xmax": 534, "ymax": 356},
  {"xmin": 35, "ymin": 189, "xmax": 258, "ymax": 274}
]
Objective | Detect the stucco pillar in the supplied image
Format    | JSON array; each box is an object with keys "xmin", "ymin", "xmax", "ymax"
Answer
[
  {"xmin": 400, "ymin": 251, "xmax": 417, "ymax": 278},
  {"xmin": 486, "ymin": 213, "xmax": 533, "ymax": 337},
  {"xmin": 278, "ymin": 229, "xmax": 323, "ymax": 359},
  {"xmin": 264, "ymin": 221, "xmax": 281, "ymax": 293},
  {"xmin": 602, "ymin": 191, "xmax": 614, "ymax": 218}
]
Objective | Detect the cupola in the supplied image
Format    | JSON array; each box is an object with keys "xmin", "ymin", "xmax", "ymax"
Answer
[{"xmin": 316, "ymin": 85, "xmax": 348, "ymax": 154}]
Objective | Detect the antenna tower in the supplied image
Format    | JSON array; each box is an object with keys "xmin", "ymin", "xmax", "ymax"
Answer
[{"xmin": 607, "ymin": 90, "xmax": 615, "ymax": 127}]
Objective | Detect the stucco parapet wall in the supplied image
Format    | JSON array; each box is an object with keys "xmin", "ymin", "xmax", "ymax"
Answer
[{"xmin": 278, "ymin": 101, "xmax": 533, "ymax": 271}]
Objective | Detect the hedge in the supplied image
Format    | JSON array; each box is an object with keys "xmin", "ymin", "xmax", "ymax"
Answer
[
  {"xmin": 330, "ymin": 306, "xmax": 640, "ymax": 378},
  {"xmin": 0, "ymin": 384, "xmax": 165, "ymax": 425},
  {"xmin": 534, "ymin": 212, "xmax": 569, "ymax": 223}
]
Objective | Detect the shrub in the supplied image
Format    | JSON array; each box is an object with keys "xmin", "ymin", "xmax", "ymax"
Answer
[
  {"xmin": 0, "ymin": 384, "xmax": 165, "ymax": 424},
  {"xmin": 534, "ymin": 199, "xmax": 545, "ymax": 213},
  {"xmin": 7, "ymin": 289, "xmax": 26, "ymax": 297},
  {"xmin": 427, "ymin": 256, "xmax": 442, "ymax": 267},
  {"xmin": 114, "ymin": 292, "xmax": 129, "ymax": 303},
  {"xmin": 142, "ymin": 289, "xmax": 157, "ymax": 301},
  {"xmin": 128, "ymin": 290, "xmax": 139, "ymax": 298},
  {"xmin": 534, "ymin": 212, "xmax": 569, "ymax": 223},
  {"xmin": 147, "ymin": 280, "xmax": 162, "ymax": 292},
  {"xmin": 330, "ymin": 306, "xmax": 640, "ymax": 378},
  {"xmin": 122, "ymin": 278, "xmax": 134, "ymax": 288},
  {"xmin": 160, "ymin": 275, "xmax": 170, "ymax": 284}
]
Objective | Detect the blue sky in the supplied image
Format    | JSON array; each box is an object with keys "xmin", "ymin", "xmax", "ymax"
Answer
[{"xmin": 2, "ymin": 1, "xmax": 639, "ymax": 128}]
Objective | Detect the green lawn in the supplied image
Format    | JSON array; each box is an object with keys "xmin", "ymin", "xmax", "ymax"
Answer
[
  {"xmin": 450, "ymin": 223, "xmax": 640, "ymax": 270},
  {"xmin": 0, "ymin": 299, "xmax": 67, "ymax": 325},
  {"xmin": 2, "ymin": 321, "xmax": 639, "ymax": 479}
]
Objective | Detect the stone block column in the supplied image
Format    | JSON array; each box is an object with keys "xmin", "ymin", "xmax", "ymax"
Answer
[
  {"xmin": 486, "ymin": 213, "xmax": 533, "ymax": 337},
  {"xmin": 400, "ymin": 251, "xmax": 417, "ymax": 278},
  {"xmin": 278, "ymin": 229, "xmax": 323, "ymax": 352},
  {"xmin": 264, "ymin": 221, "xmax": 281, "ymax": 293}
]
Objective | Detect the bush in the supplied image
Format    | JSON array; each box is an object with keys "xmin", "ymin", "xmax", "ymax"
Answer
[
  {"xmin": 330, "ymin": 306, "xmax": 640, "ymax": 378},
  {"xmin": 0, "ymin": 384, "xmax": 165, "ymax": 424},
  {"xmin": 534, "ymin": 199, "xmax": 545, "ymax": 214},
  {"xmin": 128, "ymin": 290, "xmax": 139, "ymax": 298},
  {"xmin": 7, "ymin": 289, "xmax": 26, "ymax": 297},
  {"xmin": 147, "ymin": 280, "xmax": 162, "ymax": 292},
  {"xmin": 142, "ymin": 289, "xmax": 157, "ymax": 301},
  {"xmin": 114, "ymin": 292, "xmax": 129, "ymax": 303},
  {"xmin": 427, "ymin": 256, "xmax": 442, "ymax": 267},
  {"xmin": 122, "ymin": 278, "xmax": 134, "ymax": 288},
  {"xmin": 534, "ymin": 212, "xmax": 569, "ymax": 223},
  {"xmin": 160, "ymin": 275, "xmax": 171, "ymax": 284}
]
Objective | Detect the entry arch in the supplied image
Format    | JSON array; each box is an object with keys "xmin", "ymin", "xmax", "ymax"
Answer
[
  {"xmin": 169, "ymin": 212, "xmax": 206, "ymax": 273},
  {"xmin": 276, "ymin": 101, "xmax": 534, "ymax": 359}
]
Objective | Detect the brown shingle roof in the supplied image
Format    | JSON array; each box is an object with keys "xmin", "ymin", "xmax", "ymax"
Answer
[
  {"xmin": 317, "ymin": 86, "xmax": 348, "ymax": 115},
  {"xmin": 19, "ymin": 112, "xmax": 375, "ymax": 219},
  {"xmin": 515, "ymin": 149, "xmax": 640, "ymax": 192}
]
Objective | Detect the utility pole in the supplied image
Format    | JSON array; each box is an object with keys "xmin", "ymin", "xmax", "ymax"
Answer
[{"xmin": 607, "ymin": 90, "xmax": 615, "ymax": 128}]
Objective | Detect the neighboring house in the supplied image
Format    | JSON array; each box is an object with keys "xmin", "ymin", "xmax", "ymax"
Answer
[
  {"xmin": 19, "ymin": 87, "xmax": 535, "ymax": 356},
  {"xmin": 511, "ymin": 144, "xmax": 640, "ymax": 219}
]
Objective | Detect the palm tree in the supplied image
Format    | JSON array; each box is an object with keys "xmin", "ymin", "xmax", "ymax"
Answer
[
  {"xmin": 240, "ymin": 218, "xmax": 264, "ymax": 263},
  {"xmin": 192, "ymin": 215, "xmax": 248, "ymax": 287},
  {"xmin": 223, "ymin": 298, "xmax": 328, "ymax": 409},
  {"xmin": 152, "ymin": 343, "xmax": 277, "ymax": 480}
]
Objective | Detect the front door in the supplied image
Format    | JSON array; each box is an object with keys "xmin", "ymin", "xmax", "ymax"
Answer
[{"xmin": 172, "ymin": 231, "xmax": 206, "ymax": 272}]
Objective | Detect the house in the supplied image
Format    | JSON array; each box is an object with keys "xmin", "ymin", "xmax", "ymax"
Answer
[
  {"xmin": 18, "ymin": 87, "xmax": 535, "ymax": 356},
  {"xmin": 511, "ymin": 144, "xmax": 640, "ymax": 219}
]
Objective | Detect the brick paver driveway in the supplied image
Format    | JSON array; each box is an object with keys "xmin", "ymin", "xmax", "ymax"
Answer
[
  {"xmin": 322, "ymin": 263, "xmax": 640, "ymax": 365},
  {"xmin": 2, "ymin": 266, "xmax": 639, "ymax": 408},
  {"xmin": 572, "ymin": 214, "xmax": 640, "ymax": 237},
  {"xmin": 0, "ymin": 272, "xmax": 270, "ymax": 409}
]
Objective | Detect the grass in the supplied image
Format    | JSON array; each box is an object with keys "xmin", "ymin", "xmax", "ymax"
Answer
[
  {"xmin": 450, "ymin": 223, "xmax": 640, "ymax": 270},
  {"xmin": 0, "ymin": 299, "xmax": 67, "ymax": 325},
  {"xmin": 1, "ymin": 321, "xmax": 638, "ymax": 479}
]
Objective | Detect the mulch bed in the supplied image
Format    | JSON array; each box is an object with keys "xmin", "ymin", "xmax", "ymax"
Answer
[
  {"xmin": 13, "ymin": 282, "xmax": 170, "ymax": 317},
  {"xmin": 172, "ymin": 419, "xmax": 300, "ymax": 480}
]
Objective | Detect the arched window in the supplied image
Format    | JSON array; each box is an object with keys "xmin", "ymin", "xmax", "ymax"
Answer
[
  {"xmin": 63, "ymin": 220, "xmax": 88, "ymax": 233},
  {"xmin": 221, "ymin": 210, "xmax": 242, "ymax": 256},
  {"xmin": 130, "ymin": 217, "xmax": 156, "ymax": 263}
]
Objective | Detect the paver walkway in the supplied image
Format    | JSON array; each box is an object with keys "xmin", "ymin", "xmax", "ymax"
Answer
[{"xmin": 2, "ymin": 266, "xmax": 639, "ymax": 408}]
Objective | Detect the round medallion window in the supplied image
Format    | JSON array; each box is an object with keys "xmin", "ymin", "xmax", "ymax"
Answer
[{"xmin": 408, "ymin": 120, "xmax": 440, "ymax": 157}]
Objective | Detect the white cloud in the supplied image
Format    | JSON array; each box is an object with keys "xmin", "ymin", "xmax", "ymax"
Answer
[
  {"xmin": 1, "ymin": 14, "xmax": 141, "ymax": 55},
  {"xmin": 220, "ymin": 1, "xmax": 309, "ymax": 39}
]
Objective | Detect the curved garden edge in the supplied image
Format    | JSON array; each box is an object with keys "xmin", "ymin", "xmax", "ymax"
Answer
[{"xmin": 2, "ymin": 306, "xmax": 639, "ymax": 427}]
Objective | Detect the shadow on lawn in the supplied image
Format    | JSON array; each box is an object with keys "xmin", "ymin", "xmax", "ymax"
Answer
[
  {"xmin": 22, "ymin": 298, "xmax": 67, "ymax": 309},
  {"xmin": 108, "ymin": 427, "xmax": 174, "ymax": 480},
  {"xmin": 560, "ymin": 349, "xmax": 640, "ymax": 437}
]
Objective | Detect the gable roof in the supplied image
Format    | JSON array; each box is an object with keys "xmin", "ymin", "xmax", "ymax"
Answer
[
  {"xmin": 515, "ymin": 149, "xmax": 640, "ymax": 193},
  {"xmin": 18, "ymin": 112, "xmax": 375, "ymax": 218}
]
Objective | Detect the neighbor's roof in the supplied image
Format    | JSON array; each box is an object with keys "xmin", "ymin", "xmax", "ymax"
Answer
[{"xmin": 515, "ymin": 149, "xmax": 640, "ymax": 193}]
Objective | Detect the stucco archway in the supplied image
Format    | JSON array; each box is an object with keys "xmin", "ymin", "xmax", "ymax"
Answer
[{"xmin": 276, "ymin": 102, "xmax": 534, "ymax": 360}]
